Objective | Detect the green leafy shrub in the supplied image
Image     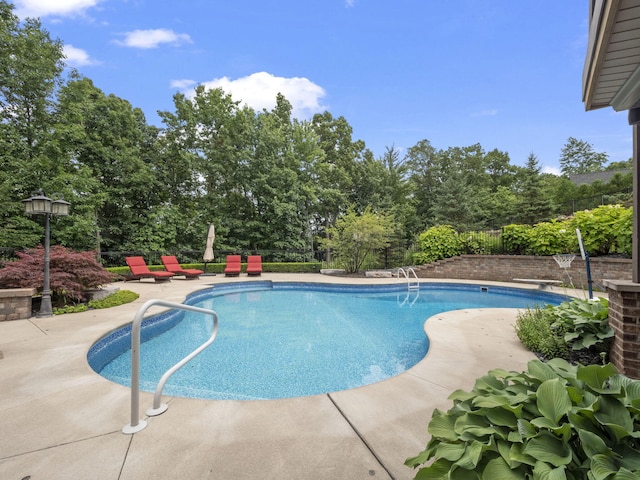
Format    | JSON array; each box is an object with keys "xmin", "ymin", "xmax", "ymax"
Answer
[
  {"xmin": 413, "ymin": 225, "xmax": 462, "ymax": 264},
  {"xmin": 502, "ymin": 224, "xmax": 533, "ymax": 255},
  {"xmin": 320, "ymin": 207, "xmax": 395, "ymax": 273},
  {"xmin": 460, "ymin": 234, "xmax": 483, "ymax": 255},
  {"xmin": 462, "ymin": 230, "xmax": 503, "ymax": 255},
  {"xmin": 572, "ymin": 204, "xmax": 632, "ymax": 256},
  {"xmin": 88, "ymin": 290, "xmax": 139, "ymax": 309},
  {"xmin": 51, "ymin": 290, "xmax": 139, "ymax": 314},
  {"xmin": 528, "ymin": 220, "xmax": 576, "ymax": 255},
  {"xmin": 0, "ymin": 246, "xmax": 114, "ymax": 304},
  {"xmin": 258, "ymin": 262, "xmax": 321, "ymax": 273},
  {"xmin": 515, "ymin": 305, "xmax": 569, "ymax": 360},
  {"xmin": 500, "ymin": 205, "xmax": 632, "ymax": 257},
  {"xmin": 516, "ymin": 298, "xmax": 612, "ymax": 365},
  {"xmin": 53, "ymin": 304, "xmax": 89, "ymax": 315},
  {"xmin": 406, "ymin": 359, "xmax": 640, "ymax": 479},
  {"xmin": 615, "ymin": 206, "xmax": 633, "ymax": 255}
]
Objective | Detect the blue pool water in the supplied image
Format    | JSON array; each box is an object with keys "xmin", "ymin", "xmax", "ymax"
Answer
[{"xmin": 88, "ymin": 282, "xmax": 564, "ymax": 400}]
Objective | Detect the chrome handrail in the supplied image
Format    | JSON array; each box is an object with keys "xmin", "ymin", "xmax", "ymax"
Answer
[
  {"xmin": 398, "ymin": 267, "xmax": 420, "ymax": 290},
  {"xmin": 123, "ymin": 299, "xmax": 218, "ymax": 434}
]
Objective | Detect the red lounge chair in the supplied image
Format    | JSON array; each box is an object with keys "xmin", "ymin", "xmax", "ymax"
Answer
[
  {"xmin": 125, "ymin": 256, "xmax": 175, "ymax": 282},
  {"xmin": 161, "ymin": 256, "xmax": 203, "ymax": 279},
  {"xmin": 224, "ymin": 255, "xmax": 241, "ymax": 277},
  {"xmin": 246, "ymin": 255, "xmax": 262, "ymax": 276}
]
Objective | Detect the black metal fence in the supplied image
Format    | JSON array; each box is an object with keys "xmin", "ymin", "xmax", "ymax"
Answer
[
  {"xmin": 318, "ymin": 242, "xmax": 422, "ymax": 270},
  {"xmin": 460, "ymin": 230, "xmax": 506, "ymax": 255},
  {"xmin": 0, "ymin": 226, "xmax": 624, "ymax": 272},
  {"xmin": 0, "ymin": 236, "xmax": 492, "ymax": 271},
  {"xmin": 559, "ymin": 189, "xmax": 632, "ymax": 215}
]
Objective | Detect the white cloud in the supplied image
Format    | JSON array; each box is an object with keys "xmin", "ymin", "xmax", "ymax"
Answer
[
  {"xmin": 14, "ymin": 0, "xmax": 102, "ymax": 18},
  {"xmin": 345, "ymin": 0, "xmax": 356, "ymax": 6},
  {"xmin": 195, "ymin": 72, "xmax": 327, "ymax": 119},
  {"xmin": 170, "ymin": 79, "xmax": 197, "ymax": 90},
  {"xmin": 116, "ymin": 29, "xmax": 192, "ymax": 49},
  {"xmin": 542, "ymin": 165, "xmax": 561, "ymax": 176},
  {"xmin": 63, "ymin": 44, "xmax": 99, "ymax": 66}
]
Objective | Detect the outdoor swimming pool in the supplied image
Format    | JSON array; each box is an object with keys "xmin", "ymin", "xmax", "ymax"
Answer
[{"xmin": 88, "ymin": 282, "xmax": 564, "ymax": 400}]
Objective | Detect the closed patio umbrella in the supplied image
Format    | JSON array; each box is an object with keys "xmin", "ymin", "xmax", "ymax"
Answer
[{"xmin": 203, "ymin": 224, "xmax": 215, "ymax": 275}]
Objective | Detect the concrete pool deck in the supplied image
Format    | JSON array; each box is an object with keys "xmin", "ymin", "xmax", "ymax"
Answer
[{"xmin": 0, "ymin": 274, "xmax": 577, "ymax": 480}]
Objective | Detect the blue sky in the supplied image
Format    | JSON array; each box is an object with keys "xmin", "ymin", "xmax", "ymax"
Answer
[{"xmin": 14, "ymin": 0, "xmax": 632, "ymax": 173}]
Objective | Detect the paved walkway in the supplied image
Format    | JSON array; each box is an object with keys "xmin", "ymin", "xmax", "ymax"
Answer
[{"xmin": 0, "ymin": 274, "xmax": 561, "ymax": 480}]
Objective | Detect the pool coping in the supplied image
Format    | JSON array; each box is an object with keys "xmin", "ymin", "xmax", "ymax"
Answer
[{"xmin": 0, "ymin": 274, "xmax": 585, "ymax": 480}]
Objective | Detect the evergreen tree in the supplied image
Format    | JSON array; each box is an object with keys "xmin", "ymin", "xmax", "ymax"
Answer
[
  {"xmin": 516, "ymin": 153, "xmax": 553, "ymax": 225},
  {"xmin": 431, "ymin": 168, "xmax": 484, "ymax": 231}
]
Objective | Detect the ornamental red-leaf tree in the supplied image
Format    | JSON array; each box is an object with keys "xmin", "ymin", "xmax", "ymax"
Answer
[{"xmin": 0, "ymin": 246, "xmax": 114, "ymax": 304}]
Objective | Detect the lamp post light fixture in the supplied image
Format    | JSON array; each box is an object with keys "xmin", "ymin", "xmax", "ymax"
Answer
[{"xmin": 22, "ymin": 190, "xmax": 71, "ymax": 317}]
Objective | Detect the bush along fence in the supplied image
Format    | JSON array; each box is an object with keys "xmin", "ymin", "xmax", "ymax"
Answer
[{"xmin": 412, "ymin": 205, "xmax": 632, "ymax": 264}]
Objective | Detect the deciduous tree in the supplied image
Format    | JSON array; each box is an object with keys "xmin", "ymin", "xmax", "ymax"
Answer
[
  {"xmin": 320, "ymin": 207, "xmax": 394, "ymax": 273},
  {"xmin": 54, "ymin": 76, "xmax": 161, "ymax": 252},
  {"xmin": 559, "ymin": 137, "xmax": 608, "ymax": 175},
  {"xmin": 0, "ymin": 1, "xmax": 65, "ymax": 248}
]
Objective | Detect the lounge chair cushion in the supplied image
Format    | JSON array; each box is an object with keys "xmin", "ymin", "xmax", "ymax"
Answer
[
  {"xmin": 224, "ymin": 255, "xmax": 242, "ymax": 276},
  {"xmin": 161, "ymin": 256, "xmax": 203, "ymax": 279},
  {"xmin": 125, "ymin": 256, "xmax": 174, "ymax": 282},
  {"xmin": 246, "ymin": 255, "xmax": 262, "ymax": 276}
]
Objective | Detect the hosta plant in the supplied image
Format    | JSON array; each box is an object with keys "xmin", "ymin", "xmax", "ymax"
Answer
[
  {"xmin": 406, "ymin": 359, "xmax": 640, "ymax": 479},
  {"xmin": 551, "ymin": 297, "xmax": 613, "ymax": 352},
  {"xmin": 515, "ymin": 297, "xmax": 612, "ymax": 365}
]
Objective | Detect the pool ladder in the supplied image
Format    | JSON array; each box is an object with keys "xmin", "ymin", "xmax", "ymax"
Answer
[
  {"xmin": 123, "ymin": 299, "xmax": 218, "ymax": 434},
  {"xmin": 398, "ymin": 267, "xmax": 420, "ymax": 306}
]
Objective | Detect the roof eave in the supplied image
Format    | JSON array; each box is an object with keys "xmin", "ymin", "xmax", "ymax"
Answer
[
  {"xmin": 583, "ymin": 0, "xmax": 621, "ymax": 111},
  {"xmin": 611, "ymin": 65, "xmax": 640, "ymax": 111}
]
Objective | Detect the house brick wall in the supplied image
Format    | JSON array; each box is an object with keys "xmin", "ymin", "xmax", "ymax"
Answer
[{"xmin": 603, "ymin": 281, "xmax": 640, "ymax": 379}]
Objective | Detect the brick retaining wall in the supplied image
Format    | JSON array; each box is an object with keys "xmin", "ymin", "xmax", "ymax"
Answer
[
  {"xmin": 0, "ymin": 288, "xmax": 36, "ymax": 321},
  {"xmin": 413, "ymin": 255, "xmax": 631, "ymax": 288}
]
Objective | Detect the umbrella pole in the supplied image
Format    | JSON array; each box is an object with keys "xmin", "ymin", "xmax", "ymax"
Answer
[
  {"xmin": 203, "ymin": 261, "xmax": 215, "ymax": 276},
  {"xmin": 202, "ymin": 261, "xmax": 215, "ymax": 276}
]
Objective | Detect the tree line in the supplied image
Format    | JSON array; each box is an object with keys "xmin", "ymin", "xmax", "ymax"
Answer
[{"xmin": 0, "ymin": 1, "xmax": 632, "ymax": 260}]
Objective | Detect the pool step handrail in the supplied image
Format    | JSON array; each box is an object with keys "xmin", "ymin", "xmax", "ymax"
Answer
[
  {"xmin": 398, "ymin": 267, "xmax": 420, "ymax": 291},
  {"xmin": 123, "ymin": 299, "xmax": 218, "ymax": 434}
]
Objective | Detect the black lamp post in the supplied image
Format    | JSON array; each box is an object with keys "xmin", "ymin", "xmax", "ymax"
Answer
[{"xmin": 22, "ymin": 190, "xmax": 71, "ymax": 317}]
